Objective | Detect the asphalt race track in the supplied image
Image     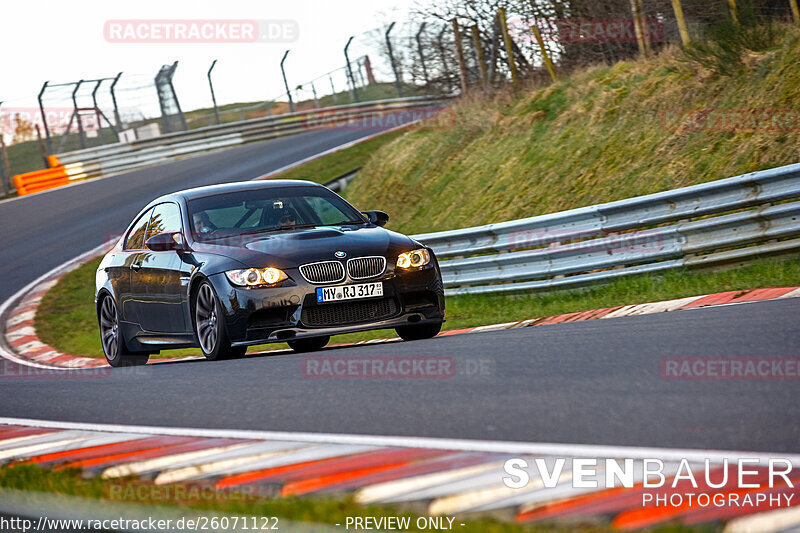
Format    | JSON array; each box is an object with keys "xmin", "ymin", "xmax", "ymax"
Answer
[{"xmin": 1, "ymin": 122, "xmax": 799, "ymax": 454}]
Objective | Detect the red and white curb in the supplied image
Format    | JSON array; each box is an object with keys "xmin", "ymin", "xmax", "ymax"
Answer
[
  {"xmin": 0, "ymin": 417, "xmax": 798, "ymax": 531},
  {"xmin": 4, "ymin": 250, "xmax": 799, "ymax": 370}
]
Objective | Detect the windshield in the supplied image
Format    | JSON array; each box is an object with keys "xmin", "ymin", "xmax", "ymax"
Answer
[{"xmin": 187, "ymin": 186, "xmax": 366, "ymax": 241}]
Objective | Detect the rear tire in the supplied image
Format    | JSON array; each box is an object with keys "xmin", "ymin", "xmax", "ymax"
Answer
[
  {"xmin": 287, "ymin": 336, "xmax": 330, "ymax": 353},
  {"xmin": 194, "ymin": 281, "xmax": 237, "ymax": 361},
  {"xmin": 98, "ymin": 295, "xmax": 149, "ymax": 367},
  {"xmin": 396, "ymin": 322, "xmax": 442, "ymax": 341}
]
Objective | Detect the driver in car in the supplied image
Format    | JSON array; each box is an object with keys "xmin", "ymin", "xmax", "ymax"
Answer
[
  {"xmin": 193, "ymin": 212, "xmax": 215, "ymax": 235},
  {"xmin": 277, "ymin": 208, "xmax": 297, "ymax": 228}
]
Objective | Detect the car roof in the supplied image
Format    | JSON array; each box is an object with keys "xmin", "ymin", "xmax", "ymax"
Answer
[{"xmin": 158, "ymin": 180, "xmax": 325, "ymax": 203}]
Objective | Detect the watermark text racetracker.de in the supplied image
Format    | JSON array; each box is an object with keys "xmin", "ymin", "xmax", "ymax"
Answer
[
  {"xmin": 104, "ymin": 19, "xmax": 299, "ymax": 43},
  {"xmin": 0, "ymin": 360, "xmax": 149, "ymax": 380},
  {"xmin": 301, "ymin": 355, "xmax": 494, "ymax": 380},
  {"xmin": 503, "ymin": 457, "xmax": 797, "ymax": 509},
  {"xmin": 0, "ymin": 107, "xmax": 98, "ymax": 137},
  {"xmin": 508, "ymin": 17, "xmax": 664, "ymax": 43},
  {"xmin": 661, "ymin": 357, "xmax": 800, "ymax": 380},
  {"xmin": 662, "ymin": 108, "xmax": 800, "ymax": 132},
  {"xmin": 302, "ymin": 107, "xmax": 456, "ymax": 131}
]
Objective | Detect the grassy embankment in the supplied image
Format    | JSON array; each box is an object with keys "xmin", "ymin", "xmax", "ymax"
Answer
[{"xmin": 34, "ymin": 25, "xmax": 800, "ymax": 358}]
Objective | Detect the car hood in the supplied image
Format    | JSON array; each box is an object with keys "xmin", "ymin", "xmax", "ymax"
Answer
[{"xmin": 191, "ymin": 225, "xmax": 418, "ymax": 269}]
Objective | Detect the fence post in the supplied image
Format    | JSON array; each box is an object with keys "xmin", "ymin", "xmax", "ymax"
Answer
[
  {"xmin": 207, "ymin": 60, "xmax": 221, "ymax": 125},
  {"xmin": 497, "ymin": 8, "xmax": 520, "ymax": 88},
  {"xmin": 344, "ymin": 36, "xmax": 360, "ymax": 103},
  {"xmin": 789, "ymin": 0, "xmax": 800, "ymax": 23},
  {"xmin": 38, "ymin": 82, "xmax": 52, "ymax": 153},
  {"xmin": 0, "ymin": 135, "xmax": 11, "ymax": 196},
  {"xmin": 416, "ymin": 22, "xmax": 430, "ymax": 89},
  {"xmin": 280, "ymin": 50, "xmax": 295, "ymax": 113},
  {"xmin": 72, "ymin": 80, "xmax": 86, "ymax": 149},
  {"xmin": 35, "ymin": 125, "xmax": 49, "ymax": 167},
  {"xmin": 329, "ymin": 75, "xmax": 338, "ymax": 103},
  {"xmin": 530, "ymin": 25, "xmax": 557, "ymax": 82},
  {"xmin": 728, "ymin": 0, "xmax": 740, "ymax": 26},
  {"xmin": 310, "ymin": 81, "xmax": 320, "ymax": 108},
  {"xmin": 437, "ymin": 25, "xmax": 452, "ymax": 91},
  {"xmin": 630, "ymin": 0, "xmax": 649, "ymax": 57},
  {"xmin": 471, "ymin": 25, "xmax": 488, "ymax": 89},
  {"xmin": 385, "ymin": 22, "xmax": 403, "ymax": 98},
  {"xmin": 451, "ymin": 19, "xmax": 469, "ymax": 94},
  {"xmin": 110, "ymin": 72, "xmax": 123, "ymax": 129},
  {"xmin": 671, "ymin": 0, "xmax": 692, "ymax": 47}
]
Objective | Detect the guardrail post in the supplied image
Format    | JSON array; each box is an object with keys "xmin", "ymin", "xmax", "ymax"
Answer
[
  {"xmin": 671, "ymin": 0, "xmax": 692, "ymax": 47},
  {"xmin": 385, "ymin": 22, "xmax": 403, "ymax": 98},
  {"xmin": 471, "ymin": 24, "xmax": 488, "ymax": 89},
  {"xmin": 344, "ymin": 36, "xmax": 360, "ymax": 103},
  {"xmin": 451, "ymin": 19, "xmax": 469, "ymax": 94},
  {"xmin": 38, "ymin": 82, "xmax": 52, "ymax": 153},
  {"xmin": 497, "ymin": 8, "xmax": 520, "ymax": 88},
  {"xmin": 531, "ymin": 25, "xmax": 557, "ymax": 82},
  {"xmin": 208, "ymin": 60, "xmax": 221, "ymax": 125},
  {"xmin": 280, "ymin": 50, "xmax": 295, "ymax": 113}
]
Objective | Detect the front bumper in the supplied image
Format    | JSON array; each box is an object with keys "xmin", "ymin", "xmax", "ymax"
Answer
[{"xmin": 208, "ymin": 264, "xmax": 445, "ymax": 346}]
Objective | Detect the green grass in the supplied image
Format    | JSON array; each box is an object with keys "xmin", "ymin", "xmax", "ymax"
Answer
[
  {"xmin": 0, "ymin": 464, "xmax": 712, "ymax": 533},
  {"xmin": 34, "ymin": 251, "xmax": 800, "ymax": 359},
  {"xmin": 343, "ymin": 25, "xmax": 800, "ymax": 234},
  {"xmin": 273, "ymin": 128, "xmax": 407, "ymax": 184}
]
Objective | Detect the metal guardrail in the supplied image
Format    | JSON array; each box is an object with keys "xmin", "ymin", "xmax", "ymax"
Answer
[
  {"xmin": 54, "ymin": 96, "xmax": 450, "ymax": 182},
  {"xmin": 411, "ymin": 163, "xmax": 800, "ymax": 295}
]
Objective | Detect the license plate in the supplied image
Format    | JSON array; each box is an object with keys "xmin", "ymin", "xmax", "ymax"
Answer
[{"xmin": 316, "ymin": 282, "xmax": 383, "ymax": 303}]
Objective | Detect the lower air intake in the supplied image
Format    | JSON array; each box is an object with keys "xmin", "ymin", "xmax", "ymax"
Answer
[{"xmin": 301, "ymin": 298, "xmax": 399, "ymax": 327}]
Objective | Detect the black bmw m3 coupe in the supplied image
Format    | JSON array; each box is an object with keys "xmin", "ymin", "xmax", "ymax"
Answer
[{"xmin": 95, "ymin": 180, "xmax": 445, "ymax": 366}]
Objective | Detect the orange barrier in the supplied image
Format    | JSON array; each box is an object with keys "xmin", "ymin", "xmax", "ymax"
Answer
[{"xmin": 13, "ymin": 166, "xmax": 69, "ymax": 195}]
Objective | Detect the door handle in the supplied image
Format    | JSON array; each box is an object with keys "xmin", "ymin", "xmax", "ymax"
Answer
[{"xmin": 131, "ymin": 262, "xmax": 142, "ymax": 272}]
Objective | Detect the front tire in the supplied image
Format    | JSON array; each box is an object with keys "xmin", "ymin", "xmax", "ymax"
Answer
[
  {"xmin": 98, "ymin": 295, "xmax": 149, "ymax": 367},
  {"xmin": 194, "ymin": 281, "xmax": 239, "ymax": 361},
  {"xmin": 396, "ymin": 322, "xmax": 442, "ymax": 341},
  {"xmin": 287, "ymin": 336, "xmax": 330, "ymax": 353}
]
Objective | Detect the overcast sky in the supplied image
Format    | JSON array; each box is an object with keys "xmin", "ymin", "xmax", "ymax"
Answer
[{"xmin": 1, "ymin": 0, "xmax": 420, "ymax": 121}]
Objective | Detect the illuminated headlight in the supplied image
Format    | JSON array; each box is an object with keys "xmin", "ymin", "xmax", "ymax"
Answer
[
  {"xmin": 396, "ymin": 249, "xmax": 431, "ymax": 269},
  {"xmin": 225, "ymin": 267, "xmax": 287, "ymax": 287}
]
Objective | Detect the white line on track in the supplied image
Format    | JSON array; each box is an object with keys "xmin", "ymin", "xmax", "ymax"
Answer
[{"xmin": 1, "ymin": 417, "xmax": 797, "ymax": 464}]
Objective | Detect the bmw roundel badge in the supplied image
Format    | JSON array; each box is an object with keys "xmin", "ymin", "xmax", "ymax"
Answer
[{"xmin": 335, "ymin": 251, "xmax": 346, "ymax": 258}]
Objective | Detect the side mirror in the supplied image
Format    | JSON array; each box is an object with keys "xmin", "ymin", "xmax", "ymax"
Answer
[
  {"xmin": 362, "ymin": 210, "xmax": 389, "ymax": 227},
  {"xmin": 145, "ymin": 232, "xmax": 185, "ymax": 252}
]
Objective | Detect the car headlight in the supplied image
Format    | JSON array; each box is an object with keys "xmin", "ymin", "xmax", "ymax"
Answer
[
  {"xmin": 396, "ymin": 248, "xmax": 431, "ymax": 269},
  {"xmin": 225, "ymin": 267, "xmax": 287, "ymax": 287}
]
